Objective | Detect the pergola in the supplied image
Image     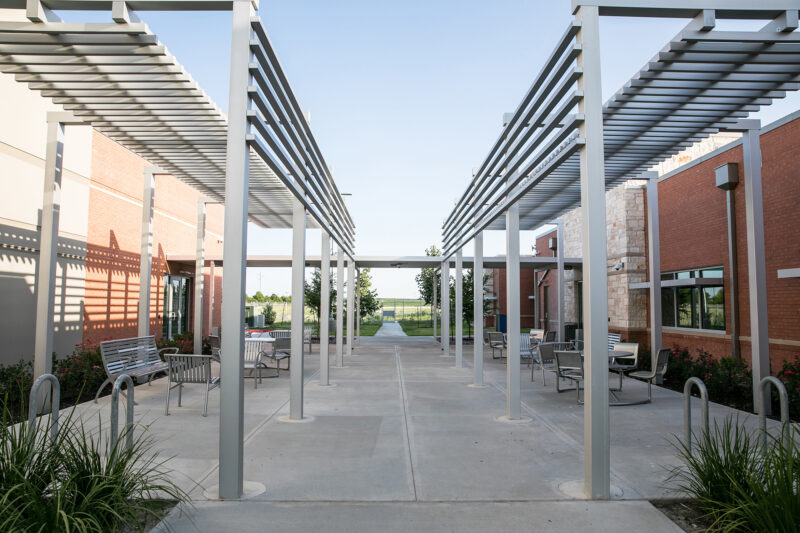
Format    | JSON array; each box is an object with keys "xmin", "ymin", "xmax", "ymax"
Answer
[
  {"xmin": 0, "ymin": 0, "xmax": 356, "ymax": 499},
  {"xmin": 442, "ymin": 0, "xmax": 800, "ymax": 499}
]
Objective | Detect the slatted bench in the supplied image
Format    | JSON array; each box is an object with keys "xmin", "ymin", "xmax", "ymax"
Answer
[{"xmin": 96, "ymin": 336, "xmax": 177, "ymax": 403}]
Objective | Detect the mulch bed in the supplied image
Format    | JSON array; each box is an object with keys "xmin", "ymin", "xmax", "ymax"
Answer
[{"xmin": 652, "ymin": 499, "xmax": 712, "ymax": 532}]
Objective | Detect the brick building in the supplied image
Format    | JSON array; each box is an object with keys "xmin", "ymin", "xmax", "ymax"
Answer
[{"xmin": 491, "ymin": 111, "xmax": 800, "ymax": 373}]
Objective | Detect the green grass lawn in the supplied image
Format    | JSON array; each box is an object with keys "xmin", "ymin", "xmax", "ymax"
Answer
[{"xmin": 358, "ymin": 322, "xmax": 382, "ymax": 336}]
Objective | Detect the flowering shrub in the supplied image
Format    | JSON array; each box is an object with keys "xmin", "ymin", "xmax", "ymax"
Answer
[
  {"xmin": 157, "ymin": 332, "xmax": 211, "ymax": 354},
  {"xmin": 0, "ymin": 360, "xmax": 33, "ymax": 422},
  {"xmin": 53, "ymin": 340, "xmax": 107, "ymax": 405},
  {"xmin": 777, "ymin": 355, "xmax": 800, "ymax": 420}
]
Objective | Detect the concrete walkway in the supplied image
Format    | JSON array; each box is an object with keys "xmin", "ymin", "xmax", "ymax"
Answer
[
  {"xmin": 65, "ymin": 337, "xmax": 763, "ymax": 532},
  {"xmin": 374, "ymin": 321, "xmax": 407, "ymax": 336}
]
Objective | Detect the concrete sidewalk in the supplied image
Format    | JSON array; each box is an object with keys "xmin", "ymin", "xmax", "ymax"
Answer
[{"xmin": 373, "ymin": 321, "xmax": 407, "ymax": 336}]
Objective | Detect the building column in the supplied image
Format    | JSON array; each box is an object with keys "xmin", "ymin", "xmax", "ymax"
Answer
[
  {"xmin": 208, "ymin": 261, "xmax": 216, "ymax": 335},
  {"xmin": 218, "ymin": 0, "xmax": 254, "ymax": 500},
  {"xmin": 432, "ymin": 269, "xmax": 438, "ymax": 341},
  {"xmin": 556, "ymin": 220, "xmax": 565, "ymax": 342},
  {"xmin": 473, "ymin": 231, "xmax": 484, "ymax": 386},
  {"xmin": 336, "ymin": 246, "xmax": 344, "ymax": 367},
  {"xmin": 533, "ymin": 269, "xmax": 540, "ymax": 329},
  {"xmin": 737, "ymin": 120, "xmax": 771, "ymax": 413},
  {"xmin": 289, "ymin": 199, "xmax": 307, "ymax": 419},
  {"xmin": 576, "ymin": 4, "xmax": 610, "ymax": 500},
  {"xmin": 455, "ymin": 249, "xmax": 463, "ymax": 368},
  {"xmin": 319, "ymin": 231, "xmax": 331, "ymax": 386},
  {"xmin": 346, "ymin": 259, "xmax": 355, "ymax": 357},
  {"xmin": 33, "ymin": 113, "xmax": 69, "ymax": 387},
  {"xmin": 356, "ymin": 269, "xmax": 361, "ymax": 344},
  {"xmin": 441, "ymin": 259, "xmax": 450, "ymax": 355},
  {"xmin": 646, "ymin": 173, "xmax": 662, "ymax": 370},
  {"xmin": 137, "ymin": 167, "xmax": 156, "ymax": 337},
  {"xmin": 194, "ymin": 199, "xmax": 206, "ymax": 355},
  {"xmin": 505, "ymin": 203, "xmax": 521, "ymax": 420}
]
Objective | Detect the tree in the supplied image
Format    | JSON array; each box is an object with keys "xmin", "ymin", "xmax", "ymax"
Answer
[
  {"xmin": 461, "ymin": 268, "xmax": 491, "ymax": 338},
  {"xmin": 357, "ymin": 269, "xmax": 381, "ymax": 319},
  {"xmin": 415, "ymin": 245, "xmax": 442, "ymax": 306},
  {"xmin": 262, "ymin": 302, "xmax": 276, "ymax": 326},
  {"xmin": 304, "ymin": 268, "xmax": 336, "ymax": 324}
]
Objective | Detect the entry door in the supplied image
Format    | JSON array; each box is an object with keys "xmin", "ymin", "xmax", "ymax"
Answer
[
  {"xmin": 543, "ymin": 285, "xmax": 550, "ymax": 331},
  {"xmin": 163, "ymin": 275, "xmax": 191, "ymax": 339}
]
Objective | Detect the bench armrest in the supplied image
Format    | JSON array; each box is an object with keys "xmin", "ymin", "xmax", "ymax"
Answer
[{"xmin": 158, "ymin": 346, "xmax": 179, "ymax": 357}]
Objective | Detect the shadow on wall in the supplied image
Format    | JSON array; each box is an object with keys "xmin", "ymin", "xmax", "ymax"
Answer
[{"xmin": 0, "ymin": 222, "xmax": 85, "ymax": 365}]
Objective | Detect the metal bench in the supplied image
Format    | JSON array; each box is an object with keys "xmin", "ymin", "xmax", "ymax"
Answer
[{"xmin": 96, "ymin": 336, "xmax": 177, "ymax": 403}]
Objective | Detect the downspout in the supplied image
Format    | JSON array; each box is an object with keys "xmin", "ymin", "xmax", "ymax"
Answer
[{"xmin": 715, "ymin": 163, "xmax": 741, "ymax": 360}]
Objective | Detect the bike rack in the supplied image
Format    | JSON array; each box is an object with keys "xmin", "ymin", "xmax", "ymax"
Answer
[
  {"xmin": 27, "ymin": 373, "xmax": 60, "ymax": 444},
  {"xmin": 683, "ymin": 377, "xmax": 709, "ymax": 454},
  {"xmin": 110, "ymin": 374, "xmax": 135, "ymax": 451},
  {"xmin": 758, "ymin": 376, "xmax": 790, "ymax": 450}
]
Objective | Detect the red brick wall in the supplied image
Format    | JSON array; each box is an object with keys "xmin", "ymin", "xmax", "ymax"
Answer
[
  {"xmin": 84, "ymin": 131, "xmax": 223, "ymax": 342},
  {"xmin": 656, "ymin": 118, "xmax": 800, "ymax": 372}
]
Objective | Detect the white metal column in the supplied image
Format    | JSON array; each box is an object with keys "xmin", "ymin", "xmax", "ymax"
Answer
[
  {"xmin": 556, "ymin": 220, "xmax": 565, "ymax": 342},
  {"xmin": 346, "ymin": 259, "xmax": 355, "ymax": 358},
  {"xmin": 356, "ymin": 271, "xmax": 361, "ymax": 344},
  {"xmin": 137, "ymin": 167, "xmax": 156, "ymax": 337},
  {"xmin": 505, "ymin": 203, "xmax": 521, "ymax": 420},
  {"xmin": 336, "ymin": 246, "xmax": 344, "ymax": 367},
  {"xmin": 319, "ymin": 231, "xmax": 331, "ymax": 386},
  {"xmin": 646, "ymin": 173, "xmax": 662, "ymax": 369},
  {"xmin": 473, "ymin": 231, "xmax": 484, "ymax": 386},
  {"xmin": 441, "ymin": 259, "xmax": 450, "ymax": 355},
  {"xmin": 738, "ymin": 120, "xmax": 771, "ymax": 413},
  {"xmin": 194, "ymin": 199, "xmax": 206, "ymax": 355},
  {"xmin": 290, "ymin": 198, "xmax": 307, "ymax": 420},
  {"xmin": 432, "ymin": 269, "xmax": 438, "ymax": 341},
  {"xmin": 218, "ymin": 0, "xmax": 254, "ymax": 501},
  {"xmin": 455, "ymin": 249, "xmax": 463, "ymax": 368},
  {"xmin": 33, "ymin": 114, "xmax": 67, "ymax": 385},
  {"xmin": 576, "ymin": 4, "xmax": 611, "ymax": 500},
  {"xmin": 208, "ymin": 261, "xmax": 216, "ymax": 335}
]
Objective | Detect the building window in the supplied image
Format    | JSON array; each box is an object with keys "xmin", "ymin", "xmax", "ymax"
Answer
[{"xmin": 661, "ymin": 267, "xmax": 725, "ymax": 331}]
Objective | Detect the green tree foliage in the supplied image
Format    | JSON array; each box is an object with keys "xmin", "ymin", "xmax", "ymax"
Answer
[
  {"xmin": 353, "ymin": 268, "xmax": 381, "ymax": 318},
  {"xmin": 304, "ymin": 268, "xmax": 336, "ymax": 322},
  {"xmin": 262, "ymin": 302, "xmax": 277, "ymax": 326},
  {"xmin": 415, "ymin": 245, "xmax": 442, "ymax": 307}
]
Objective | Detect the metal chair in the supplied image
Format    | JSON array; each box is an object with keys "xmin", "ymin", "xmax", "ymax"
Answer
[
  {"xmin": 164, "ymin": 354, "xmax": 219, "ymax": 417},
  {"xmin": 609, "ymin": 342, "xmax": 639, "ymax": 390},
  {"xmin": 543, "ymin": 330, "xmax": 557, "ymax": 342},
  {"xmin": 607, "ymin": 332, "xmax": 622, "ymax": 352},
  {"xmin": 267, "ymin": 337, "xmax": 292, "ymax": 375},
  {"xmin": 628, "ymin": 348, "xmax": 671, "ymax": 403},
  {"xmin": 487, "ymin": 331, "xmax": 505, "ymax": 359},
  {"xmin": 555, "ymin": 350, "xmax": 584, "ymax": 403},
  {"xmin": 243, "ymin": 338, "xmax": 271, "ymax": 387},
  {"xmin": 303, "ymin": 325, "xmax": 313, "ymax": 353},
  {"xmin": 520, "ymin": 335, "xmax": 534, "ymax": 365},
  {"xmin": 531, "ymin": 341, "xmax": 573, "ymax": 387}
]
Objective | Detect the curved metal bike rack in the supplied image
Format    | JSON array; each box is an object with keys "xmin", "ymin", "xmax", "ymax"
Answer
[
  {"xmin": 27, "ymin": 373, "xmax": 61, "ymax": 445},
  {"xmin": 758, "ymin": 376, "xmax": 790, "ymax": 451},
  {"xmin": 110, "ymin": 374, "xmax": 135, "ymax": 452},
  {"xmin": 683, "ymin": 377, "xmax": 709, "ymax": 454}
]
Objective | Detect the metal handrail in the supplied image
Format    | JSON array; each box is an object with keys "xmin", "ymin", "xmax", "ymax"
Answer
[
  {"xmin": 27, "ymin": 373, "xmax": 60, "ymax": 445},
  {"xmin": 758, "ymin": 376, "xmax": 790, "ymax": 450},
  {"xmin": 110, "ymin": 374, "xmax": 135, "ymax": 452},
  {"xmin": 683, "ymin": 377, "xmax": 709, "ymax": 454}
]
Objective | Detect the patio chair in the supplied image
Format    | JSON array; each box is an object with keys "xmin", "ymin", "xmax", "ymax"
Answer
[
  {"xmin": 243, "ymin": 338, "xmax": 272, "ymax": 387},
  {"xmin": 609, "ymin": 342, "xmax": 639, "ymax": 390},
  {"xmin": 303, "ymin": 325, "xmax": 313, "ymax": 353},
  {"xmin": 520, "ymin": 335, "xmax": 534, "ymax": 365},
  {"xmin": 487, "ymin": 331, "xmax": 505, "ymax": 359},
  {"xmin": 607, "ymin": 332, "xmax": 622, "ymax": 352},
  {"xmin": 164, "ymin": 354, "xmax": 219, "ymax": 417},
  {"xmin": 628, "ymin": 348, "xmax": 670, "ymax": 403},
  {"xmin": 208, "ymin": 335, "xmax": 220, "ymax": 359},
  {"xmin": 266, "ymin": 337, "xmax": 291, "ymax": 375},
  {"xmin": 555, "ymin": 350, "xmax": 584, "ymax": 404},
  {"xmin": 532, "ymin": 341, "xmax": 574, "ymax": 389},
  {"xmin": 543, "ymin": 330, "xmax": 557, "ymax": 342}
]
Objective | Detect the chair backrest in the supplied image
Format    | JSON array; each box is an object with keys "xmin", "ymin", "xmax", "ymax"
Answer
[
  {"xmin": 270, "ymin": 330, "xmax": 291, "ymax": 339},
  {"xmin": 538, "ymin": 342, "xmax": 556, "ymax": 365},
  {"xmin": 607, "ymin": 332, "xmax": 622, "ymax": 352},
  {"xmin": 544, "ymin": 331, "xmax": 557, "ymax": 342},
  {"xmin": 483, "ymin": 330, "xmax": 491, "ymax": 344},
  {"xmin": 555, "ymin": 350, "xmax": 583, "ymax": 377},
  {"xmin": 100, "ymin": 336, "xmax": 159, "ymax": 376},
  {"xmin": 654, "ymin": 348, "xmax": 670, "ymax": 378},
  {"xmin": 613, "ymin": 342, "xmax": 639, "ymax": 365},
  {"xmin": 487, "ymin": 331, "xmax": 504, "ymax": 345},
  {"xmin": 166, "ymin": 354, "xmax": 211, "ymax": 384},
  {"xmin": 244, "ymin": 339, "xmax": 268, "ymax": 362},
  {"xmin": 303, "ymin": 326, "xmax": 312, "ymax": 339},
  {"xmin": 273, "ymin": 337, "xmax": 291, "ymax": 352},
  {"xmin": 520, "ymin": 334, "xmax": 531, "ymax": 354}
]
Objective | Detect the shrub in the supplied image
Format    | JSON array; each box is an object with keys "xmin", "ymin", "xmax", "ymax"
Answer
[
  {"xmin": 0, "ymin": 360, "xmax": 33, "ymax": 422},
  {"xmin": 54, "ymin": 340, "xmax": 107, "ymax": 406},
  {"xmin": 670, "ymin": 416, "xmax": 800, "ymax": 532},
  {"xmin": 262, "ymin": 302, "xmax": 277, "ymax": 327},
  {"xmin": 0, "ymin": 401, "xmax": 189, "ymax": 532},
  {"xmin": 777, "ymin": 356, "xmax": 800, "ymax": 421}
]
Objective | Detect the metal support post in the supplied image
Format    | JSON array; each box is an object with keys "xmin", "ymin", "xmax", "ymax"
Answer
[
  {"xmin": 356, "ymin": 271, "xmax": 361, "ymax": 344},
  {"xmin": 533, "ymin": 269, "xmax": 540, "ymax": 329},
  {"xmin": 474, "ymin": 231, "xmax": 484, "ymax": 386},
  {"xmin": 576, "ymin": 4, "xmax": 611, "ymax": 500},
  {"xmin": 33, "ymin": 115, "xmax": 66, "ymax": 387},
  {"xmin": 455, "ymin": 249, "xmax": 463, "ymax": 368},
  {"xmin": 194, "ymin": 199, "xmax": 206, "ymax": 355},
  {"xmin": 432, "ymin": 269, "xmax": 438, "ymax": 341},
  {"xmin": 218, "ymin": 0, "xmax": 254, "ymax": 501},
  {"xmin": 336, "ymin": 245, "xmax": 344, "ymax": 367},
  {"xmin": 646, "ymin": 173, "xmax": 662, "ymax": 373},
  {"xmin": 441, "ymin": 259, "xmax": 450, "ymax": 355},
  {"xmin": 137, "ymin": 167, "xmax": 156, "ymax": 337},
  {"xmin": 290, "ymin": 198, "xmax": 306, "ymax": 419},
  {"xmin": 556, "ymin": 220, "xmax": 565, "ymax": 342},
  {"xmin": 505, "ymin": 203, "xmax": 521, "ymax": 419},
  {"xmin": 319, "ymin": 231, "xmax": 331, "ymax": 386},
  {"xmin": 346, "ymin": 259, "xmax": 355, "ymax": 358},
  {"xmin": 208, "ymin": 261, "xmax": 216, "ymax": 335}
]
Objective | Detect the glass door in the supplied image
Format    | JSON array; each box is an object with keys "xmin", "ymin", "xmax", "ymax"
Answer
[{"xmin": 163, "ymin": 275, "xmax": 191, "ymax": 339}]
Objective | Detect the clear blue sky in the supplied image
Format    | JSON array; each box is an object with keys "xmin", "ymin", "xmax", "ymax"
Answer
[{"xmin": 62, "ymin": 2, "xmax": 800, "ymax": 298}]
